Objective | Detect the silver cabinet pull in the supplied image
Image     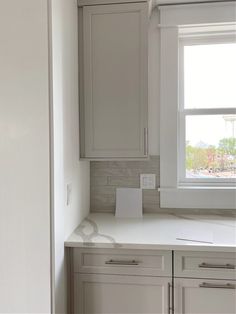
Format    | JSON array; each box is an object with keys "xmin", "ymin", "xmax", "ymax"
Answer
[
  {"xmin": 199, "ymin": 262, "xmax": 235, "ymax": 269},
  {"xmin": 168, "ymin": 282, "xmax": 173, "ymax": 314},
  {"xmin": 144, "ymin": 127, "xmax": 148, "ymax": 156},
  {"xmin": 199, "ymin": 282, "xmax": 236, "ymax": 289},
  {"xmin": 105, "ymin": 259, "xmax": 139, "ymax": 266}
]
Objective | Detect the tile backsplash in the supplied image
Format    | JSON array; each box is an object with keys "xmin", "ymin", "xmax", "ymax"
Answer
[
  {"xmin": 90, "ymin": 156, "xmax": 236, "ymax": 216},
  {"xmin": 90, "ymin": 156, "xmax": 161, "ymax": 213}
]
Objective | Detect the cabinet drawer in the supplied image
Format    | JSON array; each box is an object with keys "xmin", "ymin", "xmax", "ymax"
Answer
[
  {"xmin": 73, "ymin": 248, "xmax": 172, "ymax": 276},
  {"xmin": 174, "ymin": 278, "xmax": 236, "ymax": 314},
  {"xmin": 75, "ymin": 274, "xmax": 171, "ymax": 314},
  {"xmin": 175, "ymin": 251, "xmax": 236, "ymax": 280}
]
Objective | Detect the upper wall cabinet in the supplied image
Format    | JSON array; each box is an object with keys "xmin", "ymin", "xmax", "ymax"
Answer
[{"xmin": 79, "ymin": 1, "xmax": 149, "ymax": 159}]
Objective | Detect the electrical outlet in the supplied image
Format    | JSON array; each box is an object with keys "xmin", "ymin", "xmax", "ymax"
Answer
[
  {"xmin": 140, "ymin": 174, "xmax": 156, "ymax": 189},
  {"xmin": 66, "ymin": 183, "xmax": 72, "ymax": 205}
]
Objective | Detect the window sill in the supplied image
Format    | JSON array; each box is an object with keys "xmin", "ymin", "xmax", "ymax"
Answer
[{"xmin": 158, "ymin": 187, "xmax": 236, "ymax": 209}]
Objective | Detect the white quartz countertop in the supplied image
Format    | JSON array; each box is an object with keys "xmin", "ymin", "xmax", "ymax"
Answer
[{"xmin": 65, "ymin": 213, "xmax": 236, "ymax": 252}]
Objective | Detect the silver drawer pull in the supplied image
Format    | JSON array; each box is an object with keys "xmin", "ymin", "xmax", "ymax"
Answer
[
  {"xmin": 199, "ymin": 262, "xmax": 235, "ymax": 269},
  {"xmin": 199, "ymin": 282, "xmax": 236, "ymax": 289},
  {"xmin": 105, "ymin": 259, "xmax": 139, "ymax": 266}
]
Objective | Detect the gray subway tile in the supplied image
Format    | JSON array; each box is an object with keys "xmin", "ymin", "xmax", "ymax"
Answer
[
  {"xmin": 90, "ymin": 155, "xmax": 161, "ymax": 213},
  {"xmin": 107, "ymin": 176, "xmax": 140, "ymax": 187},
  {"xmin": 91, "ymin": 176, "xmax": 108, "ymax": 186},
  {"xmin": 143, "ymin": 189, "xmax": 160, "ymax": 204}
]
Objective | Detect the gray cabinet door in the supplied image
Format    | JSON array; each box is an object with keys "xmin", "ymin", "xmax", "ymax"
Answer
[
  {"xmin": 81, "ymin": 3, "xmax": 148, "ymax": 158},
  {"xmin": 174, "ymin": 278, "xmax": 236, "ymax": 314},
  {"xmin": 75, "ymin": 274, "xmax": 171, "ymax": 314}
]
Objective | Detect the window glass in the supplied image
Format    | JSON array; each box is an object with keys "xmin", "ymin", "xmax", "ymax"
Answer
[
  {"xmin": 186, "ymin": 115, "xmax": 236, "ymax": 178},
  {"xmin": 184, "ymin": 43, "xmax": 236, "ymax": 109}
]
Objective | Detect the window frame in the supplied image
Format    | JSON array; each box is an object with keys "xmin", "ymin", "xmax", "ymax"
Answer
[
  {"xmin": 159, "ymin": 1, "xmax": 236, "ymax": 209},
  {"xmin": 178, "ymin": 34, "xmax": 236, "ymax": 186}
]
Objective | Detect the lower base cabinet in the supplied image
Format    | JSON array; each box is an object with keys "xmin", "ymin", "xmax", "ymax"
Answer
[
  {"xmin": 174, "ymin": 278, "xmax": 236, "ymax": 314},
  {"xmin": 75, "ymin": 274, "xmax": 171, "ymax": 314},
  {"xmin": 69, "ymin": 248, "xmax": 236, "ymax": 314}
]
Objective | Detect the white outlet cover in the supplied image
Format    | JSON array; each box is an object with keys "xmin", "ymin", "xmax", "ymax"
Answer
[{"xmin": 140, "ymin": 174, "xmax": 156, "ymax": 189}]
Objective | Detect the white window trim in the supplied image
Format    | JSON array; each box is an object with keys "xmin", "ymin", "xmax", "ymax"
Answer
[{"xmin": 159, "ymin": 1, "xmax": 236, "ymax": 209}]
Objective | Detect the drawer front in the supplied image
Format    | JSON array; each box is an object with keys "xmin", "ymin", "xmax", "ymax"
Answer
[
  {"xmin": 174, "ymin": 278, "xmax": 236, "ymax": 314},
  {"xmin": 175, "ymin": 251, "xmax": 236, "ymax": 280},
  {"xmin": 75, "ymin": 274, "xmax": 171, "ymax": 314},
  {"xmin": 73, "ymin": 248, "xmax": 172, "ymax": 276}
]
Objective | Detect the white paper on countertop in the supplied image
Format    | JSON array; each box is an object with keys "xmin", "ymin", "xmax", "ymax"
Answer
[
  {"xmin": 116, "ymin": 188, "xmax": 142, "ymax": 218},
  {"xmin": 176, "ymin": 225, "xmax": 214, "ymax": 244}
]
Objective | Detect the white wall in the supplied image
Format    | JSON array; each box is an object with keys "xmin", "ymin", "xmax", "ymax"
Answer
[
  {"xmin": 0, "ymin": 0, "xmax": 51, "ymax": 313},
  {"xmin": 50, "ymin": 0, "xmax": 90, "ymax": 312}
]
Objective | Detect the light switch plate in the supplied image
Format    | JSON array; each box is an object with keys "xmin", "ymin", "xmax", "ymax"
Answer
[
  {"xmin": 66, "ymin": 183, "xmax": 72, "ymax": 206},
  {"xmin": 140, "ymin": 174, "xmax": 156, "ymax": 189}
]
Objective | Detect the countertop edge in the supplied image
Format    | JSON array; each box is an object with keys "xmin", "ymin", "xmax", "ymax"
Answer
[{"xmin": 65, "ymin": 241, "xmax": 236, "ymax": 252}]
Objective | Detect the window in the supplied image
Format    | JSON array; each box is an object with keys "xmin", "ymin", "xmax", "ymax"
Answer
[
  {"xmin": 159, "ymin": 1, "xmax": 236, "ymax": 209},
  {"xmin": 179, "ymin": 35, "xmax": 236, "ymax": 184}
]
